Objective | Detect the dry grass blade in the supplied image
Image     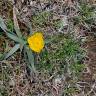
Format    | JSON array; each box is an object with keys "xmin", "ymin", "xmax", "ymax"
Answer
[
  {"xmin": 13, "ymin": 6, "xmax": 22, "ymax": 38},
  {"xmin": 28, "ymin": 21, "xmax": 33, "ymax": 35}
]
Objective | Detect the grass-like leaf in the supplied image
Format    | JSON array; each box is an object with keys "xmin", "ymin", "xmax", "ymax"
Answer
[
  {"xmin": 26, "ymin": 47, "xmax": 36, "ymax": 72},
  {"xmin": 0, "ymin": 93, "xmax": 3, "ymax": 96},
  {"xmin": 5, "ymin": 44, "xmax": 20, "ymax": 59},
  {"xmin": 0, "ymin": 16, "xmax": 8, "ymax": 32},
  {"xmin": 6, "ymin": 32, "xmax": 26, "ymax": 44}
]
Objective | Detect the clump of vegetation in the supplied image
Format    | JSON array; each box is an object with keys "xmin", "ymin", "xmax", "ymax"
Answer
[
  {"xmin": 6, "ymin": 19, "xmax": 14, "ymax": 32},
  {"xmin": 52, "ymin": 19, "xmax": 64, "ymax": 30},
  {"xmin": 73, "ymin": 3, "xmax": 96, "ymax": 27},
  {"xmin": 32, "ymin": 11, "xmax": 51, "ymax": 27},
  {"xmin": 1, "ymin": 0, "xmax": 95, "ymax": 95},
  {"xmin": 35, "ymin": 33, "xmax": 85, "ymax": 95},
  {"xmin": 37, "ymin": 34, "xmax": 85, "ymax": 77},
  {"xmin": 32, "ymin": 11, "xmax": 64, "ymax": 30},
  {"xmin": 0, "ymin": 16, "xmax": 45, "ymax": 73},
  {"xmin": 64, "ymin": 86, "xmax": 80, "ymax": 96}
]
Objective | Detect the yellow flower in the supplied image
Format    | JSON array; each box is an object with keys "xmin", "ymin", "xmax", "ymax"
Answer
[{"xmin": 27, "ymin": 32, "xmax": 44, "ymax": 53}]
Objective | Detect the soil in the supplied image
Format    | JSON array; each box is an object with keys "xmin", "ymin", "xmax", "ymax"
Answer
[{"xmin": 0, "ymin": 0, "xmax": 96, "ymax": 96}]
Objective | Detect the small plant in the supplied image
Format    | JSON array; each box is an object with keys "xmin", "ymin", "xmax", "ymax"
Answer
[
  {"xmin": 32, "ymin": 11, "xmax": 51, "ymax": 28},
  {"xmin": 52, "ymin": 19, "xmax": 64, "ymax": 30},
  {"xmin": 64, "ymin": 85, "xmax": 80, "ymax": 96},
  {"xmin": 38, "ymin": 34, "xmax": 85, "ymax": 76},
  {"xmin": 6, "ymin": 19, "xmax": 14, "ymax": 32},
  {"xmin": 0, "ymin": 16, "xmax": 45, "ymax": 73},
  {"xmin": 73, "ymin": 3, "xmax": 96, "ymax": 27},
  {"xmin": 32, "ymin": 11, "xmax": 64, "ymax": 30},
  {"xmin": 36, "ymin": 34, "xmax": 85, "ymax": 95}
]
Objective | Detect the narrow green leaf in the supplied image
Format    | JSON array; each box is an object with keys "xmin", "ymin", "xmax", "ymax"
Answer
[
  {"xmin": 26, "ymin": 47, "xmax": 36, "ymax": 72},
  {"xmin": 0, "ymin": 53, "xmax": 3, "ymax": 60},
  {"xmin": 0, "ymin": 16, "xmax": 8, "ymax": 32},
  {"xmin": 5, "ymin": 44, "xmax": 20, "ymax": 59},
  {"xmin": 24, "ymin": 46, "xmax": 33, "ymax": 74},
  {"xmin": 6, "ymin": 32, "xmax": 26, "ymax": 44},
  {"xmin": 0, "ymin": 93, "xmax": 2, "ymax": 96}
]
